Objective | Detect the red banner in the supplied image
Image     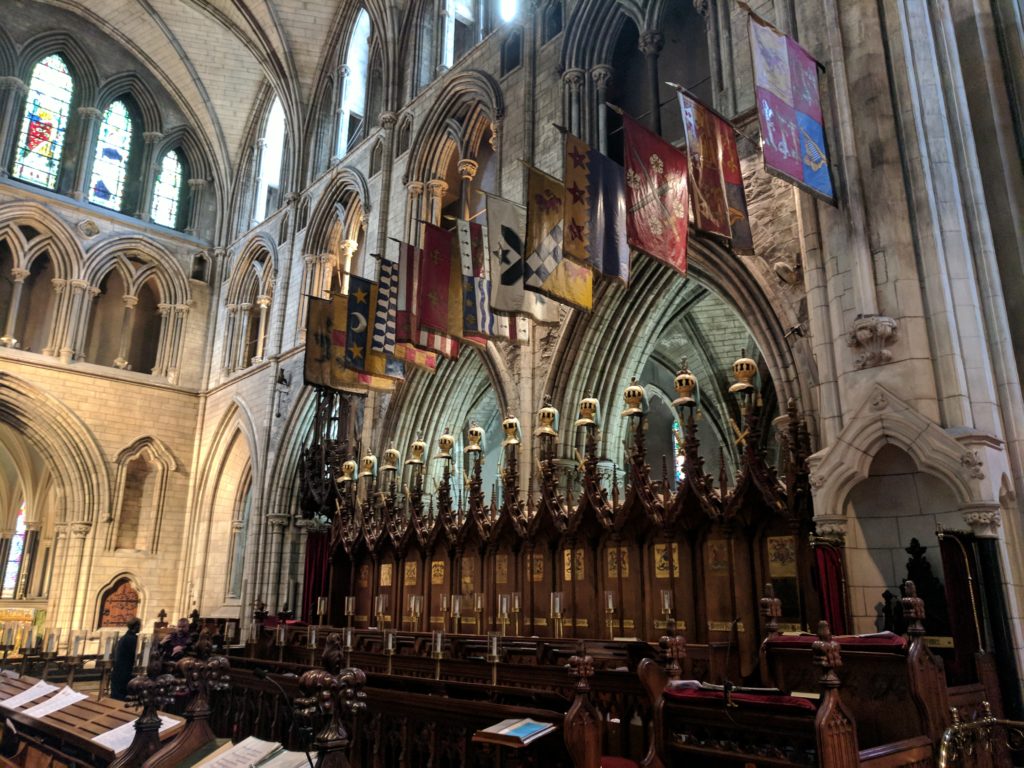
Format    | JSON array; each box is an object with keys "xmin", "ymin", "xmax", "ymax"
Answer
[
  {"xmin": 622, "ymin": 113, "xmax": 689, "ymax": 276},
  {"xmin": 417, "ymin": 223, "xmax": 455, "ymax": 335}
]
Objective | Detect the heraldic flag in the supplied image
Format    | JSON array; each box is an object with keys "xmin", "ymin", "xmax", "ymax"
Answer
[
  {"xmin": 485, "ymin": 194, "xmax": 559, "ymax": 324},
  {"xmin": 748, "ymin": 12, "xmax": 835, "ymax": 202},
  {"xmin": 303, "ymin": 295, "xmax": 398, "ymax": 392},
  {"xmin": 390, "ymin": 239, "xmax": 442, "ymax": 368},
  {"xmin": 344, "ymin": 275, "xmax": 404, "ymax": 380},
  {"xmin": 678, "ymin": 94, "xmax": 753, "ymax": 252},
  {"xmin": 562, "ymin": 132, "xmax": 630, "ymax": 283},
  {"xmin": 622, "ymin": 113, "xmax": 689, "ymax": 276},
  {"xmin": 525, "ymin": 164, "xmax": 593, "ymax": 311}
]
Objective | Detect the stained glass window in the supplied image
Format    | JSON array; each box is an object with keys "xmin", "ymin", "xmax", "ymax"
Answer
[
  {"xmin": 1, "ymin": 502, "xmax": 27, "ymax": 599},
  {"xmin": 12, "ymin": 55, "xmax": 75, "ymax": 190},
  {"xmin": 672, "ymin": 420, "xmax": 685, "ymax": 484},
  {"xmin": 151, "ymin": 150, "xmax": 184, "ymax": 228},
  {"xmin": 89, "ymin": 100, "xmax": 135, "ymax": 210},
  {"xmin": 254, "ymin": 98, "xmax": 285, "ymax": 223}
]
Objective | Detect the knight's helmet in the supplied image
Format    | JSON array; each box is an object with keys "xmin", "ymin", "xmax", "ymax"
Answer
[
  {"xmin": 405, "ymin": 435, "xmax": 427, "ymax": 465},
  {"xmin": 673, "ymin": 360, "xmax": 698, "ymax": 408},
  {"xmin": 501, "ymin": 413, "xmax": 522, "ymax": 447},
  {"xmin": 358, "ymin": 452, "xmax": 378, "ymax": 479},
  {"xmin": 336, "ymin": 459, "xmax": 357, "ymax": 485},
  {"xmin": 575, "ymin": 396, "xmax": 601, "ymax": 428},
  {"xmin": 621, "ymin": 378, "xmax": 648, "ymax": 417},
  {"xmin": 435, "ymin": 428, "xmax": 456, "ymax": 460},
  {"xmin": 535, "ymin": 396, "xmax": 560, "ymax": 438},
  {"xmin": 381, "ymin": 444, "xmax": 401, "ymax": 473},
  {"xmin": 465, "ymin": 422, "xmax": 485, "ymax": 453}
]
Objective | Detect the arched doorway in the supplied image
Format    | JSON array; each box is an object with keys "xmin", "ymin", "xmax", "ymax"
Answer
[{"xmin": 98, "ymin": 576, "xmax": 140, "ymax": 628}]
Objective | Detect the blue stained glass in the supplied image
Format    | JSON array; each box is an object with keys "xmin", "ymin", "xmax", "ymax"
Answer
[
  {"xmin": 12, "ymin": 55, "xmax": 75, "ymax": 190},
  {"xmin": 672, "ymin": 419, "xmax": 685, "ymax": 484},
  {"xmin": 151, "ymin": 150, "xmax": 184, "ymax": 228},
  {"xmin": 89, "ymin": 100, "xmax": 134, "ymax": 210},
  {"xmin": 1, "ymin": 502, "xmax": 27, "ymax": 599}
]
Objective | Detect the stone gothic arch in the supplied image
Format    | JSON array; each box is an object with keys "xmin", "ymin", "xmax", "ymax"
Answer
[{"xmin": 106, "ymin": 436, "xmax": 177, "ymax": 553}]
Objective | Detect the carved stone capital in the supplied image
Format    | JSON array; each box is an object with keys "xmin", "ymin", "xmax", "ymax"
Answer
[
  {"xmin": 406, "ymin": 180, "xmax": 425, "ymax": 196},
  {"xmin": 267, "ymin": 513, "xmax": 291, "ymax": 529},
  {"xmin": 379, "ymin": 111, "xmax": 398, "ymax": 129},
  {"xmin": 846, "ymin": 314, "xmax": 898, "ymax": 369},
  {"xmin": 426, "ymin": 179, "xmax": 449, "ymax": 199},
  {"xmin": 256, "ymin": 294, "xmax": 272, "ymax": 309},
  {"xmin": 70, "ymin": 522, "xmax": 92, "ymax": 539},
  {"xmin": 456, "ymin": 158, "xmax": 478, "ymax": 181},
  {"xmin": 187, "ymin": 178, "xmax": 208, "ymax": 191},
  {"xmin": 638, "ymin": 31, "xmax": 664, "ymax": 56},
  {"xmin": 591, "ymin": 65, "xmax": 614, "ymax": 91},
  {"xmin": 10, "ymin": 268, "xmax": 29, "ymax": 282},
  {"xmin": 77, "ymin": 106, "xmax": 102, "ymax": 121},
  {"xmin": 813, "ymin": 516, "xmax": 847, "ymax": 542},
  {"xmin": 143, "ymin": 131, "xmax": 164, "ymax": 145},
  {"xmin": 961, "ymin": 503, "xmax": 1001, "ymax": 538},
  {"xmin": 0, "ymin": 77, "xmax": 27, "ymax": 94},
  {"xmin": 563, "ymin": 67, "xmax": 586, "ymax": 90},
  {"xmin": 122, "ymin": 294, "xmax": 139, "ymax": 309},
  {"xmin": 338, "ymin": 239, "xmax": 359, "ymax": 259}
]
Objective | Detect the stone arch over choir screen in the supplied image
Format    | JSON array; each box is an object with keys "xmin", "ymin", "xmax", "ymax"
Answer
[
  {"xmin": 1, "ymin": 27, "xmax": 215, "ymax": 237},
  {"xmin": 0, "ymin": 371, "xmax": 111, "ymax": 629},
  {"xmin": 223, "ymin": 235, "xmax": 277, "ymax": 374},
  {"xmin": 547, "ymin": 239, "xmax": 811, "ymax": 466},
  {"xmin": 380, "ymin": 346, "xmax": 511, "ymax": 497},
  {"xmin": 183, "ymin": 399, "xmax": 261, "ymax": 619}
]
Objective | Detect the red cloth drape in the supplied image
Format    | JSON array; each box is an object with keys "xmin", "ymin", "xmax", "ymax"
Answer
[
  {"xmin": 813, "ymin": 544, "xmax": 848, "ymax": 635},
  {"xmin": 302, "ymin": 531, "xmax": 331, "ymax": 622},
  {"xmin": 939, "ymin": 531, "xmax": 983, "ymax": 683}
]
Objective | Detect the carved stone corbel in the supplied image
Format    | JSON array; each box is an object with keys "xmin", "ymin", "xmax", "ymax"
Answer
[{"xmin": 846, "ymin": 314, "xmax": 898, "ymax": 368}]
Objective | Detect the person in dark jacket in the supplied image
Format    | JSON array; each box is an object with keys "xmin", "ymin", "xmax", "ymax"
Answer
[{"xmin": 110, "ymin": 617, "xmax": 141, "ymax": 700}]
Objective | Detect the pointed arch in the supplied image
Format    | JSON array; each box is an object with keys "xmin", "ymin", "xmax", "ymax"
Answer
[
  {"xmin": 303, "ymin": 167, "xmax": 372, "ymax": 257},
  {"xmin": 83, "ymin": 236, "xmax": 191, "ymax": 305},
  {"xmin": 17, "ymin": 32, "xmax": 99, "ymax": 104},
  {"xmin": 94, "ymin": 73, "xmax": 162, "ymax": 134},
  {"xmin": 107, "ymin": 436, "xmax": 177, "ymax": 552},
  {"xmin": 0, "ymin": 201, "xmax": 83, "ymax": 278}
]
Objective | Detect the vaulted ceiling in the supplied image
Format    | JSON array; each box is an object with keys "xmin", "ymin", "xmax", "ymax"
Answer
[{"xmin": 27, "ymin": 0, "xmax": 366, "ymax": 180}]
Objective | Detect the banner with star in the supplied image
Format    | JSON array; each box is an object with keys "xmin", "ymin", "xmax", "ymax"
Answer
[
  {"xmin": 622, "ymin": 113, "xmax": 689, "ymax": 276},
  {"xmin": 303, "ymin": 295, "xmax": 398, "ymax": 392},
  {"xmin": 525, "ymin": 164, "xmax": 593, "ymax": 311},
  {"xmin": 747, "ymin": 11, "xmax": 835, "ymax": 203},
  {"xmin": 678, "ymin": 93, "xmax": 754, "ymax": 251},
  {"xmin": 563, "ymin": 132, "xmax": 630, "ymax": 283},
  {"xmin": 345, "ymin": 275, "xmax": 404, "ymax": 380},
  {"xmin": 485, "ymin": 194, "xmax": 560, "ymax": 323}
]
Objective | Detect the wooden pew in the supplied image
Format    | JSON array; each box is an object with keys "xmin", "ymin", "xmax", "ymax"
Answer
[
  {"xmin": 651, "ymin": 621, "xmax": 934, "ymax": 768},
  {"xmin": 0, "ymin": 672, "xmax": 183, "ymax": 768}
]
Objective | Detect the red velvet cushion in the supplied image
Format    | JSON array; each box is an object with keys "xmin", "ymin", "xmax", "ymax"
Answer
[
  {"xmin": 601, "ymin": 758, "xmax": 640, "ymax": 768},
  {"xmin": 664, "ymin": 687, "xmax": 817, "ymax": 712}
]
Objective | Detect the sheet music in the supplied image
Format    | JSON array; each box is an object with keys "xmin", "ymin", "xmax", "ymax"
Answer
[
  {"xmin": 201, "ymin": 735, "xmax": 281, "ymax": 767},
  {"xmin": 91, "ymin": 715, "xmax": 181, "ymax": 754},
  {"xmin": 257, "ymin": 750, "xmax": 310, "ymax": 768},
  {"xmin": 0, "ymin": 681, "xmax": 59, "ymax": 709},
  {"xmin": 20, "ymin": 686, "xmax": 87, "ymax": 718}
]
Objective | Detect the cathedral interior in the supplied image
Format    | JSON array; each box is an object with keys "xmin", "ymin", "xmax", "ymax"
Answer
[{"xmin": 1, "ymin": 0, "xmax": 1024, "ymax": 765}]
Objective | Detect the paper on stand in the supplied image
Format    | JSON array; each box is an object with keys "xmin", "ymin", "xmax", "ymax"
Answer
[
  {"xmin": 202, "ymin": 735, "xmax": 281, "ymax": 767},
  {"xmin": 92, "ymin": 715, "xmax": 181, "ymax": 754},
  {"xmin": 21, "ymin": 686, "xmax": 88, "ymax": 718},
  {"xmin": 0, "ymin": 681, "xmax": 59, "ymax": 710},
  {"xmin": 258, "ymin": 749, "xmax": 311, "ymax": 768}
]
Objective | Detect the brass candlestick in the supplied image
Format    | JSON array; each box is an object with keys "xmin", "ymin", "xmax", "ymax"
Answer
[
  {"xmin": 553, "ymin": 612, "xmax": 563, "ymax": 639},
  {"xmin": 512, "ymin": 607, "xmax": 520, "ymax": 636},
  {"xmin": 606, "ymin": 608, "xmax": 616, "ymax": 640},
  {"xmin": 498, "ymin": 613, "xmax": 509, "ymax": 637}
]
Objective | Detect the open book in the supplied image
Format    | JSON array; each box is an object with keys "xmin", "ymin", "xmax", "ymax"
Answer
[
  {"xmin": 195, "ymin": 736, "xmax": 309, "ymax": 767},
  {"xmin": 472, "ymin": 718, "xmax": 558, "ymax": 747}
]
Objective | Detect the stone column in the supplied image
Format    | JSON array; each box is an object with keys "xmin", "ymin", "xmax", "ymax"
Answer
[
  {"xmin": 1, "ymin": 268, "xmax": 30, "ymax": 348},
  {"xmin": 62, "ymin": 522, "xmax": 91, "ymax": 630},
  {"xmin": 0, "ymin": 77, "xmax": 28, "ymax": 176},
  {"xmin": 252, "ymin": 294, "xmax": 272, "ymax": 363},
  {"xmin": 70, "ymin": 107, "xmax": 102, "ymax": 200},
  {"xmin": 235, "ymin": 302, "xmax": 253, "ymax": 371},
  {"xmin": 165, "ymin": 304, "xmax": 190, "ymax": 383},
  {"xmin": 375, "ymin": 111, "xmax": 398, "ymax": 255},
  {"xmin": 266, "ymin": 514, "xmax": 290, "ymax": 613},
  {"xmin": 638, "ymin": 32, "xmax": 664, "ymax": 135},
  {"xmin": 15, "ymin": 524, "xmax": 40, "ymax": 599},
  {"xmin": 457, "ymin": 158, "xmax": 478, "ymax": 219},
  {"xmin": 153, "ymin": 303, "xmax": 173, "ymax": 377},
  {"xmin": 185, "ymin": 178, "xmax": 207, "ymax": 235},
  {"xmin": 426, "ymin": 179, "xmax": 448, "ymax": 226},
  {"xmin": 223, "ymin": 304, "xmax": 238, "ymax": 372},
  {"xmin": 60, "ymin": 279, "xmax": 95, "ymax": 363},
  {"xmin": 405, "ymin": 180, "xmax": 425, "ymax": 244},
  {"xmin": 113, "ymin": 294, "xmax": 139, "ymax": 369},
  {"xmin": 563, "ymin": 68, "xmax": 586, "ymax": 137},
  {"xmin": 0, "ymin": 534, "xmax": 12, "ymax": 587},
  {"xmin": 43, "ymin": 278, "xmax": 68, "ymax": 357},
  {"xmin": 334, "ymin": 65, "xmax": 352, "ymax": 160},
  {"xmin": 337, "ymin": 239, "xmax": 358, "ymax": 291},
  {"xmin": 134, "ymin": 131, "xmax": 164, "ymax": 219},
  {"xmin": 250, "ymin": 137, "xmax": 268, "ymax": 226},
  {"xmin": 591, "ymin": 65, "xmax": 614, "ymax": 155}
]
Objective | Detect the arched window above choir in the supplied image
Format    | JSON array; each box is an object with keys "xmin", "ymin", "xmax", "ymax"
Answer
[
  {"xmin": 9, "ymin": 53, "xmax": 195, "ymax": 233},
  {"xmin": 253, "ymin": 97, "xmax": 286, "ymax": 225},
  {"xmin": 337, "ymin": 9, "xmax": 372, "ymax": 159}
]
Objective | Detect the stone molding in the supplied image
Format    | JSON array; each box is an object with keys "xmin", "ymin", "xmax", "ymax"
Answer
[{"xmin": 846, "ymin": 314, "xmax": 898, "ymax": 368}]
